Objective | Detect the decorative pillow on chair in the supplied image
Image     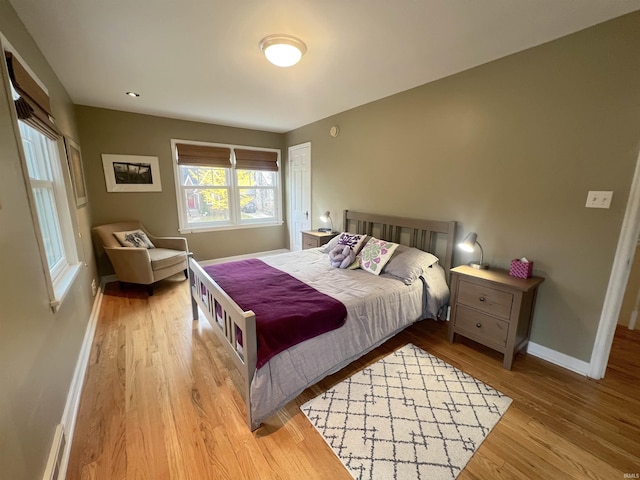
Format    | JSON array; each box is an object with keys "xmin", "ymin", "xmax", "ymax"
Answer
[
  {"xmin": 358, "ymin": 237, "xmax": 399, "ymax": 275},
  {"xmin": 113, "ymin": 229, "xmax": 155, "ymax": 248}
]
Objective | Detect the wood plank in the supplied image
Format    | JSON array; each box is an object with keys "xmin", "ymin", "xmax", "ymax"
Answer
[{"xmin": 66, "ymin": 279, "xmax": 640, "ymax": 479}]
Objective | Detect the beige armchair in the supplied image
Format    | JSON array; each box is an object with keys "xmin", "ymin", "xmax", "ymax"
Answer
[{"xmin": 92, "ymin": 221, "xmax": 189, "ymax": 295}]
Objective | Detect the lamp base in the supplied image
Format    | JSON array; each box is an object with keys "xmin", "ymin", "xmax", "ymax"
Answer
[
  {"xmin": 317, "ymin": 228, "xmax": 332, "ymax": 233},
  {"xmin": 469, "ymin": 262, "xmax": 489, "ymax": 270}
]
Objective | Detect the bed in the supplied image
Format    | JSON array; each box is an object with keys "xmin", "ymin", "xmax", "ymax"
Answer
[{"xmin": 188, "ymin": 210, "xmax": 456, "ymax": 430}]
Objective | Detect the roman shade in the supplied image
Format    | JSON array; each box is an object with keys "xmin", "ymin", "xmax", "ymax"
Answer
[
  {"xmin": 176, "ymin": 143, "xmax": 232, "ymax": 168},
  {"xmin": 234, "ymin": 149, "xmax": 279, "ymax": 172},
  {"xmin": 5, "ymin": 51, "xmax": 60, "ymax": 140}
]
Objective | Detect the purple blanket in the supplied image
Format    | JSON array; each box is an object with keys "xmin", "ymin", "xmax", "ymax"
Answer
[{"xmin": 204, "ymin": 258, "xmax": 347, "ymax": 368}]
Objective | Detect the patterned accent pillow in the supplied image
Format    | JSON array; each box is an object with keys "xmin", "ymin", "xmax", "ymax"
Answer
[
  {"xmin": 358, "ymin": 237, "xmax": 399, "ymax": 275},
  {"xmin": 113, "ymin": 229, "xmax": 155, "ymax": 248},
  {"xmin": 322, "ymin": 232, "xmax": 368, "ymax": 254},
  {"xmin": 336, "ymin": 232, "xmax": 368, "ymax": 253}
]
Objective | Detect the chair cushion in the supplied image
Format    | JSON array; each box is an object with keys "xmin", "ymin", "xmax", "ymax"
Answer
[{"xmin": 149, "ymin": 248, "xmax": 187, "ymax": 271}]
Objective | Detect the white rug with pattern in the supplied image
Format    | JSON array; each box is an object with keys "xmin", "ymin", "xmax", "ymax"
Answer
[{"xmin": 301, "ymin": 343, "xmax": 512, "ymax": 479}]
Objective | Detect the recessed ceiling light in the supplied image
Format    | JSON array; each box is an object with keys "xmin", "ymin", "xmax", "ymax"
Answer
[
  {"xmin": 126, "ymin": 91, "xmax": 140, "ymax": 97},
  {"xmin": 259, "ymin": 34, "xmax": 306, "ymax": 68}
]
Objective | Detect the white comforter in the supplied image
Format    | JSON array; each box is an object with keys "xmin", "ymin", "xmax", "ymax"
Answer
[{"xmin": 249, "ymin": 248, "xmax": 449, "ymax": 427}]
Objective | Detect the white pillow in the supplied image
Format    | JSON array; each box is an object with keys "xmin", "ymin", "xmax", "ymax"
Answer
[
  {"xmin": 383, "ymin": 247, "xmax": 440, "ymax": 285},
  {"xmin": 113, "ymin": 229, "xmax": 155, "ymax": 248},
  {"xmin": 357, "ymin": 237, "xmax": 399, "ymax": 275}
]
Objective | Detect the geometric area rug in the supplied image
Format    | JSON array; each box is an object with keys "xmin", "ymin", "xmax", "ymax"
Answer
[{"xmin": 301, "ymin": 344, "xmax": 512, "ymax": 480}]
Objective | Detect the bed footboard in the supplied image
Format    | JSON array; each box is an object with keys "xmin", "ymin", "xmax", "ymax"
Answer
[{"xmin": 188, "ymin": 257, "xmax": 259, "ymax": 429}]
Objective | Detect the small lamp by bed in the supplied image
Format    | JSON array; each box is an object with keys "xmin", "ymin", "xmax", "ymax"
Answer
[
  {"xmin": 319, "ymin": 211, "xmax": 334, "ymax": 233},
  {"xmin": 459, "ymin": 232, "xmax": 489, "ymax": 269}
]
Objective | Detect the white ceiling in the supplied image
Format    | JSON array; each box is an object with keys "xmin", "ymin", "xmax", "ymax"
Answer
[{"xmin": 9, "ymin": 0, "xmax": 640, "ymax": 133}]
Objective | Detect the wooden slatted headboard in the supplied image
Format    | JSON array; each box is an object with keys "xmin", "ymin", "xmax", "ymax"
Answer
[{"xmin": 343, "ymin": 210, "xmax": 456, "ymax": 280}]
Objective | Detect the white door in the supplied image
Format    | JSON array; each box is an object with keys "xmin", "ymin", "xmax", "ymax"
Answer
[{"xmin": 288, "ymin": 142, "xmax": 311, "ymax": 251}]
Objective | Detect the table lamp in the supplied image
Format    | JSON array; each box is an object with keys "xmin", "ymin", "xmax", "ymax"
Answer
[{"xmin": 458, "ymin": 232, "xmax": 489, "ymax": 269}]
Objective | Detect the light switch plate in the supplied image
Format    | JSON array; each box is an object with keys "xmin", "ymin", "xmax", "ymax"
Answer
[{"xmin": 586, "ymin": 191, "xmax": 613, "ymax": 209}]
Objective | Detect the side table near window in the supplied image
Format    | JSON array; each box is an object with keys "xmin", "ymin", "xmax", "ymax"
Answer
[
  {"xmin": 301, "ymin": 231, "xmax": 339, "ymax": 250},
  {"xmin": 448, "ymin": 265, "xmax": 544, "ymax": 369}
]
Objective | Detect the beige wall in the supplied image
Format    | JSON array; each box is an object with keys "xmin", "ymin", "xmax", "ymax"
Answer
[
  {"xmin": 285, "ymin": 11, "xmax": 640, "ymax": 362},
  {"xmin": 2, "ymin": 4, "xmax": 639, "ymax": 477},
  {"xmin": 0, "ymin": 1, "xmax": 98, "ymax": 479},
  {"xmin": 75, "ymin": 107, "xmax": 287, "ymax": 272}
]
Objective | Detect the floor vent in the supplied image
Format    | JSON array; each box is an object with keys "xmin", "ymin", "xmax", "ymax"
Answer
[{"xmin": 43, "ymin": 424, "xmax": 66, "ymax": 480}]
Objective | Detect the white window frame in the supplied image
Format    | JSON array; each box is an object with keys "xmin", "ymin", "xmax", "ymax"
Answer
[
  {"xmin": 4, "ymin": 42, "xmax": 81, "ymax": 312},
  {"xmin": 18, "ymin": 121, "xmax": 81, "ymax": 311},
  {"xmin": 172, "ymin": 139, "xmax": 283, "ymax": 233}
]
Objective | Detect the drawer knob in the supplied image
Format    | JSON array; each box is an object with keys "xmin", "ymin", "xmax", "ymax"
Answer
[
  {"xmin": 476, "ymin": 322, "xmax": 482, "ymax": 328},
  {"xmin": 479, "ymin": 296, "xmax": 486, "ymax": 302}
]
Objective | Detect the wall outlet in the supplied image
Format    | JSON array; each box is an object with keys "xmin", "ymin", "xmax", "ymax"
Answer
[
  {"xmin": 91, "ymin": 279, "xmax": 97, "ymax": 296},
  {"xmin": 586, "ymin": 191, "xmax": 613, "ymax": 209}
]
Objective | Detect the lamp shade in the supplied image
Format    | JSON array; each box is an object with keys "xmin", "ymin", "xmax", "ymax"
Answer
[
  {"xmin": 459, "ymin": 232, "xmax": 478, "ymax": 252},
  {"xmin": 259, "ymin": 34, "xmax": 306, "ymax": 67},
  {"xmin": 319, "ymin": 211, "xmax": 333, "ymax": 232}
]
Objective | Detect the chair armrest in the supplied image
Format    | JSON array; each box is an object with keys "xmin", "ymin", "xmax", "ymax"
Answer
[
  {"xmin": 104, "ymin": 247, "xmax": 154, "ymax": 284},
  {"xmin": 148, "ymin": 235, "xmax": 188, "ymax": 252}
]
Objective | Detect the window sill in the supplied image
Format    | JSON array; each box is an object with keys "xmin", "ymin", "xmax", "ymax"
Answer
[
  {"xmin": 179, "ymin": 220, "xmax": 284, "ymax": 234},
  {"xmin": 50, "ymin": 262, "xmax": 82, "ymax": 313}
]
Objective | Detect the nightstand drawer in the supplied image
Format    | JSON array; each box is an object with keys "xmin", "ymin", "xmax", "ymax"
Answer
[
  {"xmin": 301, "ymin": 231, "xmax": 338, "ymax": 250},
  {"xmin": 457, "ymin": 280, "xmax": 513, "ymax": 320},
  {"xmin": 303, "ymin": 238, "xmax": 318, "ymax": 249},
  {"xmin": 455, "ymin": 305, "xmax": 509, "ymax": 346}
]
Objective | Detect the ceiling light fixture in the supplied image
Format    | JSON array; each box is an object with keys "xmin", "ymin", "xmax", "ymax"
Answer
[
  {"xmin": 126, "ymin": 91, "xmax": 140, "ymax": 97},
  {"xmin": 259, "ymin": 34, "xmax": 306, "ymax": 67}
]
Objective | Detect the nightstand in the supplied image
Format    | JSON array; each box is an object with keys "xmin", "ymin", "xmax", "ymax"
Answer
[
  {"xmin": 448, "ymin": 265, "xmax": 544, "ymax": 369},
  {"xmin": 301, "ymin": 230, "xmax": 339, "ymax": 250}
]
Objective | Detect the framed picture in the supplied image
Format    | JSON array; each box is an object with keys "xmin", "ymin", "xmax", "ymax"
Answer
[
  {"xmin": 64, "ymin": 137, "xmax": 88, "ymax": 206},
  {"xmin": 101, "ymin": 154, "xmax": 162, "ymax": 192}
]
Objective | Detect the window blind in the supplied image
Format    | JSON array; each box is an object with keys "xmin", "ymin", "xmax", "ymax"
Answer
[
  {"xmin": 175, "ymin": 143, "xmax": 232, "ymax": 168},
  {"xmin": 5, "ymin": 51, "xmax": 60, "ymax": 140},
  {"xmin": 234, "ymin": 149, "xmax": 278, "ymax": 172}
]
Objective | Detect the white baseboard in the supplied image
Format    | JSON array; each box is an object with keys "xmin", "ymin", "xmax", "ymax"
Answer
[
  {"xmin": 52, "ymin": 285, "xmax": 104, "ymax": 480},
  {"xmin": 527, "ymin": 341, "xmax": 590, "ymax": 377}
]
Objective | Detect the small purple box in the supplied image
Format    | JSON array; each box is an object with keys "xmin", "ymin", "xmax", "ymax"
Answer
[{"xmin": 510, "ymin": 259, "xmax": 533, "ymax": 279}]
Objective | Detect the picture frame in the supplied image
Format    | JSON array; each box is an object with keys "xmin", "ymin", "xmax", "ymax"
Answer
[
  {"xmin": 64, "ymin": 137, "xmax": 88, "ymax": 206},
  {"xmin": 101, "ymin": 154, "xmax": 162, "ymax": 192}
]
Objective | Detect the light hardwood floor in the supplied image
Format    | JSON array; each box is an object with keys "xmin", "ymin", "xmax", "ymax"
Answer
[{"xmin": 67, "ymin": 276, "xmax": 640, "ymax": 479}]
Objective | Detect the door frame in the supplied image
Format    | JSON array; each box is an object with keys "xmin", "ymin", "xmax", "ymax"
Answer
[
  {"xmin": 589, "ymin": 148, "xmax": 640, "ymax": 378},
  {"xmin": 287, "ymin": 142, "xmax": 311, "ymax": 251}
]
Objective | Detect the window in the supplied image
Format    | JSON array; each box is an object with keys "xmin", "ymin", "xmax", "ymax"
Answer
[
  {"xmin": 20, "ymin": 122, "xmax": 66, "ymax": 276},
  {"xmin": 173, "ymin": 140, "xmax": 282, "ymax": 232},
  {"xmin": 18, "ymin": 121, "xmax": 80, "ymax": 308},
  {"xmin": 5, "ymin": 48, "xmax": 80, "ymax": 310}
]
